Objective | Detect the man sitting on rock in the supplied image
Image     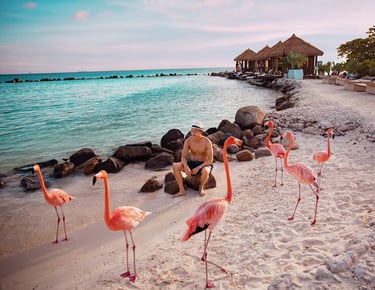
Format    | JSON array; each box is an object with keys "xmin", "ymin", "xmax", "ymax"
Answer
[{"xmin": 172, "ymin": 121, "xmax": 213, "ymax": 197}]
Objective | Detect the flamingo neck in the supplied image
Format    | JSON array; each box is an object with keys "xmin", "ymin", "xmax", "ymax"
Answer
[
  {"xmin": 284, "ymin": 135, "xmax": 293, "ymax": 169},
  {"xmin": 36, "ymin": 169, "xmax": 50, "ymax": 199},
  {"xmin": 103, "ymin": 177, "xmax": 112, "ymax": 226},
  {"xmin": 266, "ymin": 124, "xmax": 273, "ymax": 148},
  {"xmin": 223, "ymin": 142, "xmax": 233, "ymax": 203}
]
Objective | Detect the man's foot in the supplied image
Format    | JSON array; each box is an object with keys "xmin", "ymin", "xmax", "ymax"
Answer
[
  {"xmin": 173, "ymin": 191, "xmax": 186, "ymax": 198},
  {"xmin": 199, "ymin": 190, "xmax": 206, "ymax": 196}
]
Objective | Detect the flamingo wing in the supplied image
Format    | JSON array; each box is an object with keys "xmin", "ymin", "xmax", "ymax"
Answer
[
  {"xmin": 47, "ymin": 188, "xmax": 74, "ymax": 206},
  {"xmin": 269, "ymin": 143, "xmax": 286, "ymax": 158},
  {"xmin": 183, "ymin": 198, "xmax": 228, "ymax": 241},
  {"xmin": 286, "ymin": 163, "xmax": 315, "ymax": 185},
  {"xmin": 313, "ymin": 151, "xmax": 329, "ymax": 163},
  {"xmin": 108, "ymin": 206, "xmax": 151, "ymax": 231}
]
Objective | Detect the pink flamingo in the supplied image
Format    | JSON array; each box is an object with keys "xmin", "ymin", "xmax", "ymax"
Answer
[
  {"xmin": 283, "ymin": 132, "xmax": 320, "ymax": 225},
  {"xmin": 313, "ymin": 128, "xmax": 334, "ymax": 185},
  {"xmin": 32, "ymin": 164, "xmax": 74, "ymax": 243},
  {"xmin": 93, "ymin": 170, "xmax": 151, "ymax": 282},
  {"xmin": 182, "ymin": 136, "xmax": 243, "ymax": 288},
  {"xmin": 265, "ymin": 120, "xmax": 286, "ymax": 187}
]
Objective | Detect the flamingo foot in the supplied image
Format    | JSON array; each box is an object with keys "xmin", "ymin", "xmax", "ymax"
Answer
[
  {"xmin": 129, "ymin": 275, "xmax": 137, "ymax": 282},
  {"xmin": 280, "ymin": 182, "xmax": 284, "ymax": 186},
  {"xmin": 272, "ymin": 184, "xmax": 277, "ymax": 188},
  {"xmin": 287, "ymin": 216, "xmax": 294, "ymax": 221},
  {"xmin": 317, "ymin": 172, "xmax": 321, "ymax": 177},
  {"xmin": 52, "ymin": 240, "xmax": 58, "ymax": 244},
  {"xmin": 120, "ymin": 271, "xmax": 131, "ymax": 278},
  {"xmin": 206, "ymin": 281, "xmax": 215, "ymax": 288},
  {"xmin": 62, "ymin": 237, "xmax": 68, "ymax": 241},
  {"xmin": 311, "ymin": 219, "xmax": 316, "ymax": 226}
]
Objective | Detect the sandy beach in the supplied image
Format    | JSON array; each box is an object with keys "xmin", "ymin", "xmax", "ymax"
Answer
[{"xmin": 0, "ymin": 79, "xmax": 374, "ymax": 289}]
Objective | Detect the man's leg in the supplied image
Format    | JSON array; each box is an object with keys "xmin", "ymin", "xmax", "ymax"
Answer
[
  {"xmin": 172, "ymin": 163, "xmax": 186, "ymax": 197},
  {"xmin": 199, "ymin": 167, "xmax": 210, "ymax": 196}
]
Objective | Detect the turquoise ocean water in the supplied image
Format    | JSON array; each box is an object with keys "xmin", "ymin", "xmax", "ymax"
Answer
[{"xmin": 0, "ymin": 68, "xmax": 281, "ymax": 173}]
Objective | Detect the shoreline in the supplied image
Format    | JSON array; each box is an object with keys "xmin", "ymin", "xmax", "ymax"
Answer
[{"xmin": 0, "ymin": 79, "xmax": 374, "ymax": 289}]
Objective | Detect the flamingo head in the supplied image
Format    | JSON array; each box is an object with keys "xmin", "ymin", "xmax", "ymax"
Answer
[
  {"xmin": 224, "ymin": 136, "xmax": 243, "ymax": 148},
  {"xmin": 32, "ymin": 164, "xmax": 40, "ymax": 174},
  {"xmin": 93, "ymin": 170, "xmax": 108, "ymax": 185},
  {"xmin": 283, "ymin": 131, "xmax": 294, "ymax": 141},
  {"xmin": 264, "ymin": 120, "xmax": 274, "ymax": 128},
  {"xmin": 328, "ymin": 128, "xmax": 335, "ymax": 139}
]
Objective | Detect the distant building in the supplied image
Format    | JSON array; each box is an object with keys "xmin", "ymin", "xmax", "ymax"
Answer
[{"xmin": 234, "ymin": 33, "xmax": 323, "ymax": 75}]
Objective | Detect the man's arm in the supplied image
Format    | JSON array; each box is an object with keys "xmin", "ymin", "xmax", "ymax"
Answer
[{"xmin": 199, "ymin": 138, "xmax": 213, "ymax": 169}]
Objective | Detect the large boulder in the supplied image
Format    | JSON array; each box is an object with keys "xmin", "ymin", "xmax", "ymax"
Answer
[
  {"xmin": 139, "ymin": 177, "xmax": 163, "ymax": 192},
  {"xmin": 145, "ymin": 152, "xmax": 174, "ymax": 170},
  {"xmin": 113, "ymin": 145, "xmax": 152, "ymax": 162},
  {"xmin": 164, "ymin": 172, "xmax": 180, "ymax": 194},
  {"xmin": 69, "ymin": 148, "xmax": 97, "ymax": 167},
  {"xmin": 96, "ymin": 157, "xmax": 125, "ymax": 173},
  {"xmin": 218, "ymin": 120, "xmax": 242, "ymax": 138},
  {"xmin": 53, "ymin": 161, "xmax": 75, "ymax": 178},
  {"xmin": 160, "ymin": 129, "xmax": 184, "ymax": 150},
  {"xmin": 235, "ymin": 106, "xmax": 266, "ymax": 129},
  {"xmin": 76, "ymin": 156, "xmax": 101, "ymax": 175},
  {"xmin": 184, "ymin": 174, "xmax": 216, "ymax": 191}
]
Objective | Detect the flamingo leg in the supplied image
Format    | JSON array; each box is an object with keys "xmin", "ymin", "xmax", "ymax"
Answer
[
  {"xmin": 279, "ymin": 158, "xmax": 284, "ymax": 186},
  {"xmin": 60, "ymin": 206, "xmax": 68, "ymax": 241},
  {"xmin": 288, "ymin": 183, "xmax": 301, "ymax": 221},
  {"xmin": 120, "ymin": 231, "xmax": 131, "ymax": 279},
  {"xmin": 129, "ymin": 232, "xmax": 137, "ymax": 282},
  {"xmin": 201, "ymin": 230, "xmax": 227, "ymax": 289},
  {"xmin": 309, "ymin": 185, "xmax": 320, "ymax": 225},
  {"xmin": 273, "ymin": 158, "xmax": 278, "ymax": 187},
  {"xmin": 53, "ymin": 206, "xmax": 60, "ymax": 244}
]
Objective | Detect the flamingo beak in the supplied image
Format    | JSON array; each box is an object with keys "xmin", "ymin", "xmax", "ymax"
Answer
[{"xmin": 93, "ymin": 176, "xmax": 97, "ymax": 185}]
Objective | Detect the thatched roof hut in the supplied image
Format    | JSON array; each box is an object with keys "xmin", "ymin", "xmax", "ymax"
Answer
[
  {"xmin": 234, "ymin": 33, "xmax": 324, "ymax": 75},
  {"xmin": 234, "ymin": 48, "xmax": 257, "ymax": 72},
  {"xmin": 268, "ymin": 34, "xmax": 323, "ymax": 58}
]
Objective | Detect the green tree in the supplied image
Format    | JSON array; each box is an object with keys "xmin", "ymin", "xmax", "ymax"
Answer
[
  {"xmin": 286, "ymin": 53, "xmax": 307, "ymax": 69},
  {"xmin": 337, "ymin": 25, "xmax": 375, "ymax": 76}
]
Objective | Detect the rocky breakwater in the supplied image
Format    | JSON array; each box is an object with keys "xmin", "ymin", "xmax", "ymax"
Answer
[{"xmin": 1, "ymin": 106, "xmax": 283, "ymax": 195}]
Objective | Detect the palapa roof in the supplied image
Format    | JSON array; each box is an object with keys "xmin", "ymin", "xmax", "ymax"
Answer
[
  {"xmin": 267, "ymin": 34, "xmax": 324, "ymax": 57},
  {"xmin": 234, "ymin": 48, "xmax": 257, "ymax": 61},
  {"xmin": 255, "ymin": 45, "xmax": 271, "ymax": 61}
]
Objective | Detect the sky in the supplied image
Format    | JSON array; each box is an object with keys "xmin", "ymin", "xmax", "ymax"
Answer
[{"xmin": 0, "ymin": 0, "xmax": 374, "ymax": 74}]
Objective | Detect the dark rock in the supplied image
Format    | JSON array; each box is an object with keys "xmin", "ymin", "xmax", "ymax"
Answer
[
  {"xmin": 14, "ymin": 159, "xmax": 58, "ymax": 173},
  {"xmin": 164, "ymin": 172, "xmax": 179, "ymax": 194},
  {"xmin": 21, "ymin": 174, "xmax": 51, "ymax": 191},
  {"xmin": 139, "ymin": 177, "xmax": 163, "ymax": 192},
  {"xmin": 69, "ymin": 148, "xmax": 96, "ymax": 167},
  {"xmin": 76, "ymin": 156, "xmax": 101, "ymax": 175},
  {"xmin": 96, "ymin": 157, "xmax": 125, "ymax": 173},
  {"xmin": 53, "ymin": 161, "xmax": 75, "ymax": 178},
  {"xmin": 236, "ymin": 149, "xmax": 253, "ymax": 161},
  {"xmin": 184, "ymin": 174, "xmax": 216, "ymax": 191},
  {"xmin": 218, "ymin": 120, "xmax": 242, "ymax": 138},
  {"xmin": 218, "ymin": 132, "xmax": 233, "ymax": 146},
  {"xmin": 113, "ymin": 145, "xmax": 152, "ymax": 162},
  {"xmin": 145, "ymin": 152, "xmax": 174, "ymax": 170},
  {"xmin": 208, "ymin": 130, "xmax": 225, "ymax": 145},
  {"xmin": 160, "ymin": 129, "xmax": 184, "ymax": 150},
  {"xmin": 254, "ymin": 148, "xmax": 272, "ymax": 159}
]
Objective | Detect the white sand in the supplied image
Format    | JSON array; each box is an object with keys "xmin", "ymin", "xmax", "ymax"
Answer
[{"xmin": 0, "ymin": 79, "xmax": 374, "ymax": 289}]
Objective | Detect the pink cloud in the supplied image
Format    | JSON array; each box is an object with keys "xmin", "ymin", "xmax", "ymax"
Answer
[
  {"xmin": 72, "ymin": 10, "xmax": 89, "ymax": 21},
  {"xmin": 23, "ymin": 2, "xmax": 37, "ymax": 9}
]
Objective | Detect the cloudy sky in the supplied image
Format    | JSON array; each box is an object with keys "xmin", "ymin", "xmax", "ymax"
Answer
[{"xmin": 0, "ymin": 0, "xmax": 374, "ymax": 74}]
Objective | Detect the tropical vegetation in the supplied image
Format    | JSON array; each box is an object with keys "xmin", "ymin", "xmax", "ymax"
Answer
[{"xmin": 320, "ymin": 25, "xmax": 375, "ymax": 77}]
